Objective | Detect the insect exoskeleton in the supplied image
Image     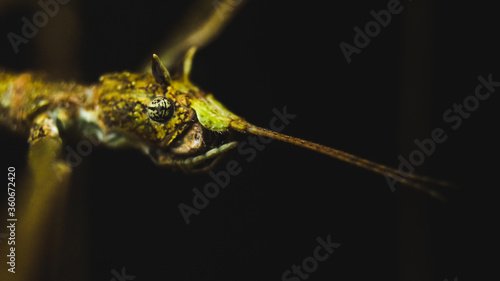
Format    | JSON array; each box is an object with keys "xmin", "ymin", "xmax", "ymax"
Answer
[{"xmin": 147, "ymin": 96, "xmax": 174, "ymax": 122}]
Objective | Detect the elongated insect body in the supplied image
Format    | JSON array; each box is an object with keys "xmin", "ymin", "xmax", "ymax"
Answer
[
  {"xmin": 0, "ymin": 71, "xmax": 96, "ymax": 140},
  {"xmin": 0, "ymin": 48, "xmax": 454, "ymax": 198}
]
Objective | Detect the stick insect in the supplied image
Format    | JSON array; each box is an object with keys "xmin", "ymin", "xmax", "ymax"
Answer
[
  {"xmin": 0, "ymin": 45, "xmax": 453, "ymax": 198},
  {"xmin": 0, "ymin": 0, "xmax": 457, "ymax": 195},
  {"xmin": 0, "ymin": 1, "xmax": 457, "ymax": 280}
]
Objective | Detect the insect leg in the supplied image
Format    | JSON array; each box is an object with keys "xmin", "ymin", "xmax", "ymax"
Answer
[
  {"xmin": 155, "ymin": 141, "xmax": 239, "ymax": 172},
  {"xmin": 16, "ymin": 112, "xmax": 78, "ymax": 280},
  {"xmin": 141, "ymin": 0, "xmax": 248, "ymax": 71}
]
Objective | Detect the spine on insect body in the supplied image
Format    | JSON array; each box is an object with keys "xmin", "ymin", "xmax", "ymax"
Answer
[{"xmin": 0, "ymin": 70, "xmax": 97, "ymax": 136}]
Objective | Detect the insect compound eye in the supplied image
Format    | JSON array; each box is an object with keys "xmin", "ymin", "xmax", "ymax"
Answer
[{"xmin": 147, "ymin": 97, "xmax": 173, "ymax": 122}]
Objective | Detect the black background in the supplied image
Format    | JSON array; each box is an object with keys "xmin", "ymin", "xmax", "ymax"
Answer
[{"xmin": 0, "ymin": 0, "xmax": 498, "ymax": 280}]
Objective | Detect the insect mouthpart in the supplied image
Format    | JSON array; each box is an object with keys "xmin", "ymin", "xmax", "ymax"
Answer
[
  {"xmin": 149, "ymin": 120, "xmax": 236, "ymax": 172},
  {"xmin": 147, "ymin": 96, "xmax": 173, "ymax": 122},
  {"xmin": 169, "ymin": 122, "xmax": 206, "ymax": 155}
]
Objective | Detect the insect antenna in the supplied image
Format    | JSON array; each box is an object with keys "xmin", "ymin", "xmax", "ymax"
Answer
[{"xmin": 230, "ymin": 120, "xmax": 456, "ymax": 200}]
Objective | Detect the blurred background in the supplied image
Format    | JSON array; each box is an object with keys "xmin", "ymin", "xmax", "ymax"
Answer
[{"xmin": 0, "ymin": 0, "xmax": 498, "ymax": 280}]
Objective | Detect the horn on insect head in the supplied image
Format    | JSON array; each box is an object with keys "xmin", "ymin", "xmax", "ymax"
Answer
[
  {"xmin": 181, "ymin": 47, "xmax": 197, "ymax": 82},
  {"xmin": 228, "ymin": 119, "xmax": 456, "ymax": 201},
  {"xmin": 152, "ymin": 54, "xmax": 172, "ymax": 86}
]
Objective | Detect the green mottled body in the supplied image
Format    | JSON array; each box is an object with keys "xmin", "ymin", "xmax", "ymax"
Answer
[
  {"xmin": 97, "ymin": 72, "xmax": 193, "ymax": 146},
  {"xmin": 0, "ymin": 49, "xmax": 452, "ymax": 197},
  {"xmin": 0, "ymin": 71, "xmax": 95, "ymax": 137},
  {"xmin": 0, "ymin": 50, "xmax": 242, "ymax": 171}
]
